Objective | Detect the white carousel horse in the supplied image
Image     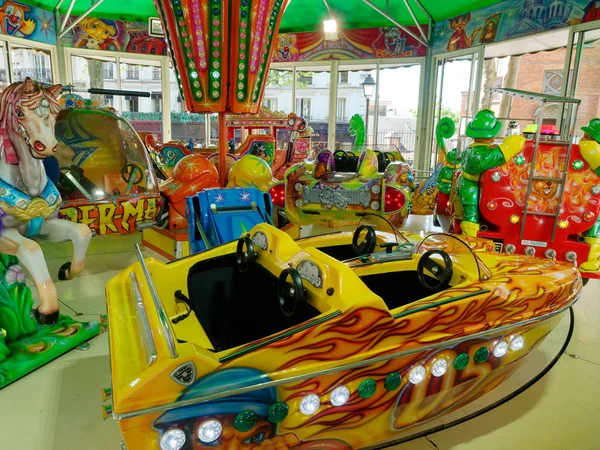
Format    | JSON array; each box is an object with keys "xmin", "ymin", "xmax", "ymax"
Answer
[{"xmin": 0, "ymin": 78, "xmax": 92, "ymax": 325}]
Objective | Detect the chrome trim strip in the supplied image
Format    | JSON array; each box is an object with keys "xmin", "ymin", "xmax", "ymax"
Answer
[
  {"xmin": 134, "ymin": 244, "xmax": 178, "ymax": 359},
  {"xmin": 130, "ymin": 272, "xmax": 157, "ymax": 366},
  {"xmin": 112, "ymin": 291, "xmax": 579, "ymax": 421}
]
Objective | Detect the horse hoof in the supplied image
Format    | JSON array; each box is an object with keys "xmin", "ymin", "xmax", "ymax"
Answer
[
  {"xmin": 34, "ymin": 308, "xmax": 59, "ymax": 326},
  {"xmin": 58, "ymin": 262, "xmax": 71, "ymax": 281}
]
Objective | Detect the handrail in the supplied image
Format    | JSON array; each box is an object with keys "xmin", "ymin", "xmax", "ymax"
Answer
[
  {"xmin": 130, "ymin": 272, "xmax": 157, "ymax": 366},
  {"xmin": 134, "ymin": 244, "xmax": 178, "ymax": 359}
]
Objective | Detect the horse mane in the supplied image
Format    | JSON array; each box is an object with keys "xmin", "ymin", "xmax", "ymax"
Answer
[{"xmin": 0, "ymin": 79, "xmax": 61, "ymax": 165}]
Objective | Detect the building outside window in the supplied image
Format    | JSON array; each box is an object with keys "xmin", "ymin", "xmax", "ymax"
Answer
[
  {"xmin": 339, "ymin": 71, "xmax": 349, "ymax": 83},
  {"xmin": 103, "ymin": 62, "xmax": 114, "ymax": 79},
  {"xmin": 543, "ymin": 69, "xmax": 563, "ymax": 94},
  {"xmin": 296, "ymin": 98, "xmax": 311, "ymax": 120},
  {"xmin": 263, "ymin": 98, "xmax": 278, "ymax": 111},
  {"xmin": 126, "ymin": 65, "xmax": 139, "ymax": 80},
  {"xmin": 337, "ymin": 97, "xmax": 347, "ymax": 121},
  {"xmin": 153, "ymin": 67, "xmax": 161, "ymax": 80},
  {"xmin": 151, "ymin": 92, "xmax": 162, "ymax": 112},
  {"xmin": 125, "ymin": 96, "xmax": 139, "ymax": 112}
]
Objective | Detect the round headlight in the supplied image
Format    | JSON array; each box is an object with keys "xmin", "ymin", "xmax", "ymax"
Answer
[
  {"xmin": 509, "ymin": 335, "xmax": 525, "ymax": 351},
  {"xmin": 431, "ymin": 358, "xmax": 448, "ymax": 377},
  {"xmin": 330, "ymin": 386, "xmax": 350, "ymax": 406},
  {"xmin": 492, "ymin": 340, "xmax": 508, "ymax": 358},
  {"xmin": 300, "ymin": 394, "xmax": 320, "ymax": 415},
  {"xmin": 409, "ymin": 365, "xmax": 427, "ymax": 384},
  {"xmin": 197, "ymin": 419, "xmax": 222, "ymax": 444},
  {"xmin": 160, "ymin": 429, "xmax": 186, "ymax": 450}
]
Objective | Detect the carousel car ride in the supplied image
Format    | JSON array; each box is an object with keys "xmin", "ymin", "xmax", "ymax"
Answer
[
  {"xmin": 55, "ymin": 107, "xmax": 162, "ymax": 236},
  {"xmin": 105, "ymin": 218, "xmax": 581, "ymax": 450},
  {"xmin": 271, "ymin": 148, "xmax": 417, "ymax": 229}
]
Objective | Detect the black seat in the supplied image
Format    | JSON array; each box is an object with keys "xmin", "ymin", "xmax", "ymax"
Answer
[{"xmin": 186, "ymin": 254, "xmax": 319, "ymax": 351}]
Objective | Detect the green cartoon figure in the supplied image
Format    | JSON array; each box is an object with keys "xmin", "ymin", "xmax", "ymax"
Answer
[
  {"xmin": 577, "ymin": 118, "xmax": 600, "ymax": 273},
  {"xmin": 458, "ymin": 109, "xmax": 525, "ymax": 237},
  {"xmin": 437, "ymin": 148, "xmax": 459, "ymax": 196}
]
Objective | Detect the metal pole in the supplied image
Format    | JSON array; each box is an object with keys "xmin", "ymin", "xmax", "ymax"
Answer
[
  {"xmin": 361, "ymin": 0, "xmax": 429, "ymax": 48},
  {"xmin": 401, "ymin": 0, "xmax": 428, "ymax": 45},
  {"xmin": 58, "ymin": 0, "xmax": 105, "ymax": 39},
  {"xmin": 59, "ymin": 0, "xmax": 76, "ymax": 34},
  {"xmin": 218, "ymin": 112, "xmax": 227, "ymax": 185},
  {"xmin": 365, "ymin": 97, "xmax": 370, "ymax": 146}
]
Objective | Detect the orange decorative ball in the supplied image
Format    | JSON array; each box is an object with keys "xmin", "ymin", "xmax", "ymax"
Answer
[{"xmin": 172, "ymin": 154, "xmax": 219, "ymax": 183}]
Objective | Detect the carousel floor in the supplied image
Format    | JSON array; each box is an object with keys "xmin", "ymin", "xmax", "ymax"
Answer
[{"xmin": 0, "ymin": 215, "xmax": 597, "ymax": 449}]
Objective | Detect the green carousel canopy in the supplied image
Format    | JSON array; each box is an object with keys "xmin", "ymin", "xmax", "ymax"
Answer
[{"xmin": 31, "ymin": 0, "xmax": 503, "ymax": 32}]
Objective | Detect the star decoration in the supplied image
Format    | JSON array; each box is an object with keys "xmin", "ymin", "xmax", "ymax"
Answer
[
  {"xmin": 37, "ymin": 12, "xmax": 54, "ymax": 39},
  {"xmin": 514, "ymin": 155, "xmax": 526, "ymax": 166},
  {"xmin": 214, "ymin": 193, "xmax": 224, "ymax": 203},
  {"xmin": 572, "ymin": 159, "xmax": 584, "ymax": 170},
  {"xmin": 558, "ymin": 219, "xmax": 569, "ymax": 229},
  {"xmin": 239, "ymin": 191, "xmax": 251, "ymax": 202},
  {"xmin": 592, "ymin": 185, "xmax": 600, "ymax": 195}
]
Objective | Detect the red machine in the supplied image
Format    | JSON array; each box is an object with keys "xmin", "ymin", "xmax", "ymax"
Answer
[{"xmin": 436, "ymin": 88, "xmax": 600, "ymax": 283}]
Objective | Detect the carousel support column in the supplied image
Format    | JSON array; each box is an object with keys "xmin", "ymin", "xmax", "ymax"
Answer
[{"xmin": 218, "ymin": 112, "xmax": 228, "ymax": 186}]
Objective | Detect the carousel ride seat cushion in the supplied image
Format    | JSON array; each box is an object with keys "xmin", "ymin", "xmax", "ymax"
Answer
[{"xmin": 186, "ymin": 256, "xmax": 318, "ymax": 351}]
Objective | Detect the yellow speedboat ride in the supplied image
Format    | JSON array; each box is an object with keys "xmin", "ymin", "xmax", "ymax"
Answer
[{"xmin": 106, "ymin": 217, "xmax": 581, "ymax": 450}]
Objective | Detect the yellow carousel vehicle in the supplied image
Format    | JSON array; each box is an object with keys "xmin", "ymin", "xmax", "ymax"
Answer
[{"xmin": 105, "ymin": 215, "xmax": 581, "ymax": 450}]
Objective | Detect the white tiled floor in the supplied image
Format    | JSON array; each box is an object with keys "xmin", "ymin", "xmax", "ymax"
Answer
[{"xmin": 0, "ymin": 219, "xmax": 598, "ymax": 449}]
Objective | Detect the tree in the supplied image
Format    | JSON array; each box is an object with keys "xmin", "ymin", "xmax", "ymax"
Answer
[{"xmin": 440, "ymin": 105, "xmax": 460, "ymax": 125}]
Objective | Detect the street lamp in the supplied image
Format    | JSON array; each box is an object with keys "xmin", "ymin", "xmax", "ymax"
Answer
[{"xmin": 362, "ymin": 74, "xmax": 375, "ymax": 146}]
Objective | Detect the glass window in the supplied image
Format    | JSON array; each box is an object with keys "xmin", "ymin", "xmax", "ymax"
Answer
[
  {"xmin": 377, "ymin": 64, "xmax": 421, "ymax": 164},
  {"xmin": 168, "ymin": 67, "xmax": 206, "ymax": 145},
  {"xmin": 120, "ymin": 57, "xmax": 163, "ymax": 139},
  {"xmin": 264, "ymin": 68, "xmax": 293, "ymax": 113},
  {"xmin": 70, "ymin": 54, "xmax": 117, "ymax": 108},
  {"xmin": 295, "ymin": 67, "xmax": 330, "ymax": 150},
  {"xmin": 295, "ymin": 98, "xmax": 312, "ymax": 119},
  {"xmin": 336, "ymin": 65, "xmax": 377, "ymax": 150},
  {"xmin": 11, "ymin": 44, "xmax": 52, "ymax": 84},
  {"xmin": 0, "ymin": 41, "xmax": 9, "ymax": 90},
  {"xmin": 569, "ymin": 29, "xmax": 600, "ymax": 138}
]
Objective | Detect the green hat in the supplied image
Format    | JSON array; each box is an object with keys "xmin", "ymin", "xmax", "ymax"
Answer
[
  {"xmin": 466, "ymin": 109, "xmax": 501, "ymax": 139},
  {"xmin": 446, "ymin": 148, "xmax": 458, "ymax": 165},
  {"xmin": 581, "ymin": 118, "xmax": 600, "ymax": 143}
]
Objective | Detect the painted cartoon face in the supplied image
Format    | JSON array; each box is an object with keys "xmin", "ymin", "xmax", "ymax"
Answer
[
  {"xmin": 192, "ymin": 415, "xmax": 272, "ymax": 449},
  {"xmin": 4, "ymin": 4, "xmax": 23, "ymax": 26},
  {"xmin": 384, "ymin": 28, "xmax": 405, "ymax": 54},
  {"xmin": 277, "ymin": 36, "xmax": 292, "ymax": 60},
  {"xmin": 86, "ymin": 22, "xmax": 111, "ymax": 40},
  {"xmin": 450, "ymin": 15, "xmax": 470, "ymax": 32},
  {"xmin": 532, "ymin": 179, "xmax": 559, "ymax": 199}
]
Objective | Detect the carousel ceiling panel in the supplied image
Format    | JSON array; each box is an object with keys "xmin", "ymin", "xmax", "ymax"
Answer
[{"xmin": 33, "ymin": 0, "xmax": 504, "ymax": 32}]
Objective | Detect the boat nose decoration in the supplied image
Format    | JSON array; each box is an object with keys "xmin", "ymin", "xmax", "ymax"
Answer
[
  {"xmin": 509, "ymin": 335, "xmax": 525, "ymax": 351},
  {"xmin": 330, "ymin": 386, "xmax": 351, "ymax": 406},
  {"xmin": 197, "ymin": 419, "xmax": 223, "ymax": 444},
  {"xmin": 159, "ymin": 428, "xmax": 186, "ymax": 450},
  {"xmin": 300, "ymin": 394, "xmax": 321, "ymax": 415},
  {"xmin": 492, "ymin": 340, "xmax": 509, "ymax": 358}
]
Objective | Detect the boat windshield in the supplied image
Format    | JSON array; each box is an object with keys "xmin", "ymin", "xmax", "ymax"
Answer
[
  {"xmin": 415, "ymin": 233, "xmax": 492, "ymax": 282},
  {"xmin": 55, "ymin": 108, "xmax": 160, "ymax": 204},
  {"xmin": 356, "ymin": 214, "xmax": 411, "ymax": 246}
]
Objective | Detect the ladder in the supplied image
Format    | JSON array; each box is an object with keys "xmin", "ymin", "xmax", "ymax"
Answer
[{"xmin": 519, "ymin": 102, "xmax": 580, "ymax": 242}]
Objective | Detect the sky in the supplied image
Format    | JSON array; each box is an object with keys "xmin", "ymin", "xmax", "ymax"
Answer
[{"xmin": 377, "ymin": 60, "xmax": 473, "ymax": 116}]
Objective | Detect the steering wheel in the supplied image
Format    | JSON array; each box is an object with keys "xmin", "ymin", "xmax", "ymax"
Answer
[
  {"xmin": 121, "ymin": 163, "xmax": 144, "ymax": 184},
  {"xmin": 334, "ymin": 149, "xmax": 349, "ymax": 166},
  {"xmin": 236, "ymin": 236, "xmax": 257, "ymax": 273},
  {"xmin": 352, "ymin": 225, "xmax": 377, "ymax": 256},
  {"xmin": 417, "ymin": 249, "xmax": 453, "ymax": 291},
  {"xmin": 278, "ymin": 268, "xmax": 305, "ymax": 318}
]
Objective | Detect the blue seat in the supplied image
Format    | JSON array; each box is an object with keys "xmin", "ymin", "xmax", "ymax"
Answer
[{"xmin": 186, "ymin": 187, "xmax": 273, "ymax": 255}]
